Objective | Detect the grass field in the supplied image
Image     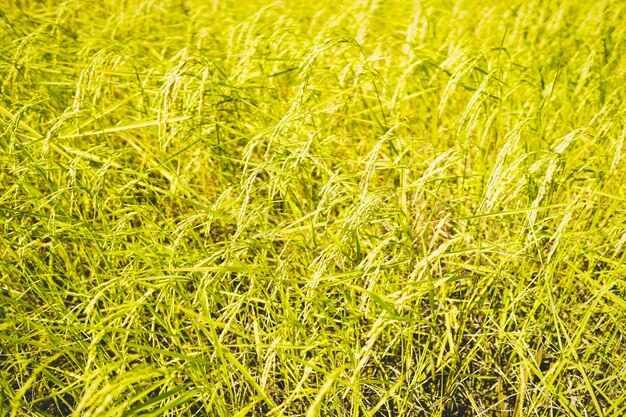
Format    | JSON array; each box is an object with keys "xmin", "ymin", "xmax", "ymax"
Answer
[{"xmin": 1, "ymin": 0, "xmax": 625, "ymax": 415}]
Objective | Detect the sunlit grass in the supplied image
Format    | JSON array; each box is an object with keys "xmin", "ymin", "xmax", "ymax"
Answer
[{"xmin": 1, "ymin": 0, "xmax": 625, "ymax": 416}]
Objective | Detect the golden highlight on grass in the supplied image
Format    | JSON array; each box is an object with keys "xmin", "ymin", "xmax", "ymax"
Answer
[{"xmin": 1, "ymin": 0, "xmax": 625, "ymax": 416}]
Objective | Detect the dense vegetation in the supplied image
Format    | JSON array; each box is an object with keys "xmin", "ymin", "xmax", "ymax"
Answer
[{"xmin": 1, "ymin": 0, "xmax": 625, "ymax": 415}]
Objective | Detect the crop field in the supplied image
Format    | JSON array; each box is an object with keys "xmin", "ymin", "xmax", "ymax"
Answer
[{"xmin": 1, "ymin": 0, "xmax": 625, "ymax": 415}]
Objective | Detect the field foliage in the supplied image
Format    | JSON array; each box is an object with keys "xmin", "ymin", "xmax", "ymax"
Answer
[{"xmin": 1, "ymin": 0, "xmax": 625, "ymax": 415}]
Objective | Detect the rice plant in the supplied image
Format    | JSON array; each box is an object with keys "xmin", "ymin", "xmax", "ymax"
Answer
[{"xmin": 1, "ymin": 0, "xmax": 625, "ymax": 415}]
